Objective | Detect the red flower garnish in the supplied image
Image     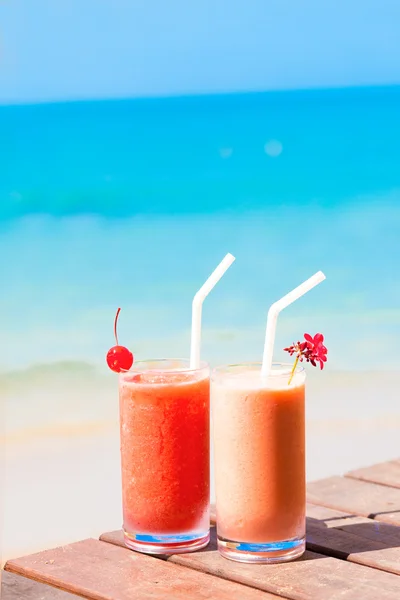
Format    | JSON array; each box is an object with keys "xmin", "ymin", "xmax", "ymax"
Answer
[{"xmin": 284, "ymin": 332, "xmax": 328, "ymax": 384}]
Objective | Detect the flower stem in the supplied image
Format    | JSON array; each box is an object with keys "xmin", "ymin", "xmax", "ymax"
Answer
[{"xmin": 288, "ymin": 356, "xmax": 299, "ymax": 385}]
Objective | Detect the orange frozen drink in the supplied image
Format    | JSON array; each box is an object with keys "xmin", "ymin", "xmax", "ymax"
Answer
[
  {"xmin": 212, "ymin": 362, "xmax": 306, "ymax": 563},
  {"xmin": 119, "ymin": 359, "xmax": 210, "ymax": 554}
]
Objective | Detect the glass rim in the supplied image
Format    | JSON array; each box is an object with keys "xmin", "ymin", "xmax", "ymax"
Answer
[
  {"xmin": 211, "ymin": 361, "xmax": 305, "ymax": 378},
  {"xmin": 119, "ymin": 358, "xmax": 209, "ymax": 377}
]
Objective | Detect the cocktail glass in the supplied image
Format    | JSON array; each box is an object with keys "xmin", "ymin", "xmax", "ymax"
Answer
[
  {"xmin": 119, "ymin": 358, "xmax": 210, "ymax": 554},
  {"xmin": 211, "ymin": 362, "xmax": 306, "ymax": 563}
]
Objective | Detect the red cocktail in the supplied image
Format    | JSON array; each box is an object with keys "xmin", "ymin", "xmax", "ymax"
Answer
[{"xmin": 119, "ymin": 359, "xmax": 210, "ymax": 554}]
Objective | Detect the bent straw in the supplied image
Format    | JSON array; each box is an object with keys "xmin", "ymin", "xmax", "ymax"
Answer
[
  {"xmin": 190, "ymin": 253, "xmax": 236, "ymax": 369},
  {"xmin": 261, "ymin": 271, "xmax": 326, "ymax": 377}
]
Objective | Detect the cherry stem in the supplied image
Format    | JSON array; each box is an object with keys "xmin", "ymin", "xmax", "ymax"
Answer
[
  {"xmin": 288, "ymin": 355, "xmax": 299, "ymax": 385},
  {"xmin": 114, "ymin": 308, "xmax": 121, "ymax": 346}
]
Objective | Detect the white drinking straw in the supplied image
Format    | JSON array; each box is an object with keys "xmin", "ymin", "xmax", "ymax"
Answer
[
  {"xmin": 190, "ymin": 253, "xmax": 236, "ymax": 369},
  {"xmin": 261, "ymin": 271, "xmax": 326, "ymax": 377}
]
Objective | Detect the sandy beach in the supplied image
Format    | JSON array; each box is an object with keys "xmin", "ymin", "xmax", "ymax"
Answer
[{"xmin": 2, "ymin": 367, "xmax": 399, "ymax": 564}]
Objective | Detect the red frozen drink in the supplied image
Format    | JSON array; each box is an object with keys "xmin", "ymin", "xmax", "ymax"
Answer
[{"xmin": 119, "ymin": 359, "xmax": 210, "ymax": 554}]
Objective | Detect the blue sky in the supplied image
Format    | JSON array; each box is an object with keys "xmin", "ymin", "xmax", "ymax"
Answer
[{"xmin": 1, "ymin": 0, "xmax": 400, "ymax": 104}]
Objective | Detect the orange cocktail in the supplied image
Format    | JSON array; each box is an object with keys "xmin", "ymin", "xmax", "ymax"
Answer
[
  {"xmin": 212, "ymin": 362, "xmax": 306, "ymax": 563},
  {"xmin": 119, "ymin": 359, "xmax": 210, "ymax": 554}
]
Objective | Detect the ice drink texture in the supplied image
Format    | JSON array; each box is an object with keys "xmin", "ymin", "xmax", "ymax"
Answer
[
  {"xmin": 119, "ymin": 367, "xmax": 210, "ymax": 536},
  {"xmin": 212, "ymin": 367, "xmax": 306, "ymax": 544}
]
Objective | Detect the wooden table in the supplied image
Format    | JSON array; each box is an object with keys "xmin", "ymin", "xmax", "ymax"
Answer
[{"xmin": 3, "ymin": 458, "xmax": 400, "ymax": 600}]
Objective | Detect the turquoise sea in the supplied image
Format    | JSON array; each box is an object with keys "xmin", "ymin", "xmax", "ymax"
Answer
[
  {"xmin": 1, "ymin": 85, "xmax": 400, "ymax": 560},
  {"xmin": 1, "ymin": 85, "xmax": 400, "ymax": 373}
]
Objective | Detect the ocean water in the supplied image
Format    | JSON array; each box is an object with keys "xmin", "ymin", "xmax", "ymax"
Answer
[
  {"xmin": 1, "ymin": 85, "xmax": 400, "ymax": 373},
  {"xmin": 1, "ymin": 85, "xmax": 400, "ymax": 559}
]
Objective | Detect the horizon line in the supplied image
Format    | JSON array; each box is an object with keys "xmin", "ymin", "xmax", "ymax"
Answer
[{"xmin": 1, "ymin": 82, "xmax": 400, "ymax": 109}]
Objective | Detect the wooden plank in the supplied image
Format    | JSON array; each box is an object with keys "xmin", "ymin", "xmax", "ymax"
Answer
[
  {"xmin": 170, "ymin": 530, "xmax": 400, "ymax": 600},
  {"xmin": 4, "ymin": 538, "xmax": 275, "ymax": 600},
  {"xmin": 307, "ymin": 503, "xmax": 400, "ymax": 544},
  {"xmin": 100, "ymin": 529, "xmax": 130, "ymax": 545},
  {"xmin": 100, "ymin": 528, "xmax": 400, "ymax": 600},
  {"xmin": 306, "ymin": 503, "xmax": 400, "ymax": 575},
  {"xmin": 1, "ymin": 571, "xmax": 76, "ymax": 599},
  {"xmin": 307, "ymin": 476, "xmax": 400, "ymax": 521},
  {"xmin": 307, "ymin": 503, "xmax": 370, "ymax": 529},
  {"xmin": 346, "ymin": 460, "xmax": 400, "ymax": 489},
  {"xmin": 373, "ymin": 511, "xmax": 400, "ymax": 527},
  {"xmin": 102, "ymin": 506, "xmax": 400, "ymax": 577}
]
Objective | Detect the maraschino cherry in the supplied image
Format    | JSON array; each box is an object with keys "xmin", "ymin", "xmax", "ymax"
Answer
[{"xmin": 106, "ymin": 308, "xmax": 134, "ymax": 373}]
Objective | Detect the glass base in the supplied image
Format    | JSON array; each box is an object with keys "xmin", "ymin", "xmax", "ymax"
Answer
[
  {"xmin": 217, "ymin": 534, "xmax": 305, "ymax": 563},
  {"xmin": 124, "ymin": 529, "xmax": 210, "ymax": 555}
]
